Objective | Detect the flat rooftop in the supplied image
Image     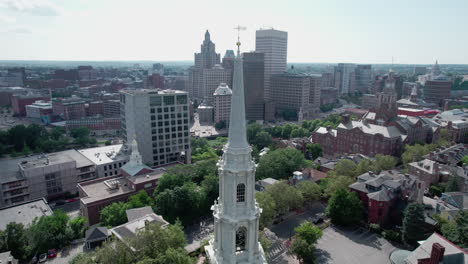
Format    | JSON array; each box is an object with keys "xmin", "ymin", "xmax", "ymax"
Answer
[
  {"xmin": 78, "ymin": 144, "xmax": 127, "ymax": 165},
  {"xmin": 121, "ymin": 88, "xmax": 187, "ymax": 95},
  {"xmin": 19, "ymin": 149, "xmax": 94, "ymax": 170},
  {"xmin": 80, "ymin": 167, "xmax": 169, "ymax": 204},
  {"xmin": 0, "ymin": 198, "xmax": 52, "ymax": 230}
]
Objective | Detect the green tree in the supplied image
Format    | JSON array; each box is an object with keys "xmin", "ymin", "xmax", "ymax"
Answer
[
  {"xmin": 290, "ymin": 127, "xmax": 309, "ymax": 138},
  {"xmin": 29, "ymin": 210, "xmax": 70, "ymax": 253},
  {"xmin": 154, "ymin": 183, "xmax": 204, "ymax": 224},
  {"xmin": 256, "ymin": 148, "xmax": 308, "ymax": 180},
  {"xmin": 69, "ymin": 216, "xmax": 87, "ymax": 240},
  {"xmin": 3, "ymin": 222, "xmax": 29, "ymax": 260},
  {"xmin": 321, "ymin": 175, "xmax": 355, "ymax": 198},
  {"xmin": 69, "ymin": 252, "xmax": 94, "ymax": 264},
  {"xmin": 70, "ymin": 127, "xmax": 91, "ymax": 139},
  {"xmin": 154, "ymin": 170, "xmax": 192, "ymax": 195},
  {"xmin": 94, "ymin": 239, "xmax": 136, "ymax": 264},
  {"xmin": 128, "ymin": 190, "xmax": 154, "ymax": 208},
  {"xmin": 50, "ymin": 127, "xmax": 65, "ymax": 140},
  {"xmin": 306, "ymin": 143, "xmax": 323, "ymax": 160},
  {"xmin": 100, "ymin": 202, "xmax": 128, "ymax": 227},
  {"xmin": 200, "ymin": 174, "xmax": 219, "ymax": 211},
  {"xmin": 374, "ymin": 154, "xmax": 397, "ymax": 171},
  {"xmin": 326, "ymin": 188, "xmax": 363, "ymax": 226},
  {"xmin": 297, "ymin": 181, "xmax": 321, "ymax": 203},
  {"xmin": 402, "ymin": 203, "xmax": 426, "ymax": 244},
  {"xmin": 288, "ymin": 221, "xmax": 323, "ymax": 264},
  {"xmin": 265, "ymin": 181, "xmax": 304, "ymax": 216},
  {"xmin": 214, "ymin": 120, "xmax": 226, "ymax": 130},
  {"xmin": 402, "ymin": 144, "xmax": 430, "ymax": 166},
  {"xmin": 462, "ymin": 155, "xmax": 468, "ymax": 165},
  {"xmin": 251, "ymin": 131, "xmax": 273, "ymax": 150},
  {"xmin": 355, "ymin": 159, "xmax": 377, "ymax": 176},
  {"xmin": 334, "ymin": 159, "xmax": 357, "ymax": 177},
  {"xmin": 256, "ymin": 192, "xmax": 277, "ymax": 229},
  {"xmin": 247, "ymin": 123, "xmax": 263, "ymax": 143},
  {"xmin": 454, "ymin": 210, "xmax": 468, "ymax": 248},
  {"xmin": 130, "ymin": 222, "xmax": 187, "ymax": 259},
  {"xmin": 155, "ymin": 248, "xmax": 194, "ymax": 264}
]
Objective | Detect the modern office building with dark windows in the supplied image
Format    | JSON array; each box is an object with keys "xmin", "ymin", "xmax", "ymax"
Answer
[{"xmin": 120, "ymin": 89, "xmax": 191, "ymax": 167}]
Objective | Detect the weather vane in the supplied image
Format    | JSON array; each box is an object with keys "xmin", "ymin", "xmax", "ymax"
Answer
[{"xmin": 234, "ymin": 25, "xmax": 246, "ymax": 55}]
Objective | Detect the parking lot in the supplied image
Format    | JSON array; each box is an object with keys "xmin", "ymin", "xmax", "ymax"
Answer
[{"xmin": 315, "ymin": 226, "xmax": 398, "ymax": 264}]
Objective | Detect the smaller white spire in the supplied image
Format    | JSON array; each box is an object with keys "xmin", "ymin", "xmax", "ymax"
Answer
[{"xmin": 129, "ymin": 138, "xmax": 143, "ymax": 166}]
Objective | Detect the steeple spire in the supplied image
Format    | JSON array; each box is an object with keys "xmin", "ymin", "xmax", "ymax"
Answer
[
  {"xmin": 204, "ymin": 30, "xmax": 210, "ymax": 41},
  {"xmin": 226, "ymin": 47, "xmax": 249, "ymax": 151},
  {"xmin": 129, "ymin": 138, "xmax": 143, "ymax": 166}
]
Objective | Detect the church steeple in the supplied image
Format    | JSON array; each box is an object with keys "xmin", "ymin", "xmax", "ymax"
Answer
[
  {"xmin": 205, "ymin": 30, "xmax": 211, "ymax": 41},
  {"xmin": 205, "ymin": 33, "xmax": 267, "ymax": 264},
  {"xmin": 129, "ymin": 138, "xmax": 143, "ymax": 166}
]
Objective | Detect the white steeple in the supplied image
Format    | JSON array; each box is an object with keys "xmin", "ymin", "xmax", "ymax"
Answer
[
  {"xmin": 129, "ymin": 138, "xmax": 143, "ymax": 166},
  {"xmin": 205, "ymin": 34, "xmax": 267, "ymax": 264}
]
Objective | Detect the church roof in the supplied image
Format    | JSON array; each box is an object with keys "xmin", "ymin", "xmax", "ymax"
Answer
[{"xmin": 338, "ymin": 121, "xmax": 402, "ymax": 138}]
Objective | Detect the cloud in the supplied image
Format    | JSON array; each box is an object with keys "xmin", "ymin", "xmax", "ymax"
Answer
[
  {"xmin": 1, "ymin": 27, "xmax": 32, "ymax": 34},
  {"xmin": 0, "ymin": 0, "xmax": 63, "ymax": 16},
  {"xmin": 0, "ymin": 14, "xmax": 15, "ymax": 23}
]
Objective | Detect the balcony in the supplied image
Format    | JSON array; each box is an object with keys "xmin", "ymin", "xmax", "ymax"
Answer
[{"xmin": 2, "ymin": 182, "xmax": 28, "ymax": 192}]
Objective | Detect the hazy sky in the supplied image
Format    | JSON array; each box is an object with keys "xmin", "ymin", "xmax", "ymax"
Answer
[{"xmin": 1, "ymin": 0, "xmax": 467, "ymax": 64}]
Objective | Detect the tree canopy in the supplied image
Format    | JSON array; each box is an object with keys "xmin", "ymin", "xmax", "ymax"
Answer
[
  {"xmin": 402, "ymin": 203, "xmax": 427, "ymax": 244},
  {"xmin": 256, "ymin": 148, "xmax": 308, "ymax": 180},
  {"xmin": 326, "ymin": 188, "xmax": 363, "ymax": 226}
]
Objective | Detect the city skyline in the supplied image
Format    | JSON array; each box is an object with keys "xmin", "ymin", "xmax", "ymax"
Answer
[{"xmin": 1, "ymin": 0, "xmax": 467, "ymax": 64}]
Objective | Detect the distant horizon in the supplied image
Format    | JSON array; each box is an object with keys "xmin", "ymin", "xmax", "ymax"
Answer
[{"xmin": 1, "ymin": 59, "xmax": 466, "ymax": 66}]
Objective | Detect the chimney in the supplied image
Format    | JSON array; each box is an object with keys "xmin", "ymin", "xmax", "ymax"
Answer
[
  {"xmin": 428, "ymin": 243, "xmax": 445, "ymax": 264},
  {"xmin": 342, "ymin": 114, "xmax": 350, "ymax": 124}
]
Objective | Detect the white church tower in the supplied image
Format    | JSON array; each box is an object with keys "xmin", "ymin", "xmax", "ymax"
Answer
[{"xmin": 205, "ymin": 36, "xmax": 267, "ymax": 264}]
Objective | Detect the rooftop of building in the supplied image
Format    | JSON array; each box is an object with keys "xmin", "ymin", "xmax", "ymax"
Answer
[
  {"xmin": 79, "ymin": 166, "xmax": 169, "ymax": 205},
  {"xmin": 337, "ymin": 120, "xmax": 403, "ymax": 139},
  {"xmin": 425, "ymin": 144, "xmax": 467, "ymax": 165},
  {"xmin": 19, "ymin": 149, "xmax": 93, "ymax": 170},
  {"xmin": 78, "ymin": 144, "xmax": 128, "ymax": 166},
  {"xmin": 213, "ymin": 83, "xmax": 232, "ymax": 96},
  {"xmin": 111, "ymin": 212, "xmax": 169, "ymax": 241},
  {"xmin": 0, "ymin": 198, "xmax": 52, "ymax": 230},
  {"xmin": 409, "ymin": 159, "xmax": 438, "ymax": 174},
  {"xmin": 120, "ymin": 88, "xmax": 186, "ymax": 95},
  {"xmin": 403, "ymin": 233, "xmax": 467, "ymax": 264}
]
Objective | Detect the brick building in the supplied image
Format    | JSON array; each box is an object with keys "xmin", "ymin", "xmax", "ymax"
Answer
[
  {"xmin": 78, "ymin": 140, "xmax": 174, "ymax": 225},
  {"xmin": 312, "ymin": 115, "xmax": 404, "ymax": 158},
  {"xmin": 65, "ymin": 117, "xmax": 121, "ymax": 135},
  {"xmin": 87, "ymin": 101, "xmax": 104, "ymax": 116},
  {"xmin": 432, "ymin": 109, "xmax": 468, "ymax": 143},
  {"xmin": 320, "ymin": 87, "xmax": 338, "ymax": 106},
  {"xmin": 52, "ymin": 97, "xmax": 87, "ymax": 120},
  {"xmin": 103, "ymin": 99, "xmax": 120, "ymax": 117},
  {"xmin": 424, "ymin": 76, "xmax": 452, "ymax": 106},
  {"xmin": 11, "ymin": 94, "xmax": 50, "ymax": 116},
  {"xmin": 349, "ymin": 171, "xmax": 424, "ymax": 226}
]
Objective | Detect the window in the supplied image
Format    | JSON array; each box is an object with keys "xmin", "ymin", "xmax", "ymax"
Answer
[
  {"xmin": 176, "ymin": 95, "xmax": 187, "ymax": 104},
  {"xmin": 150, "ymin": 96, "xmax": 162, "ymax": 106},
  {"xmin": 236, "ymin": 227, "xmax": 247, "ymax": 252},
  {"xmin": 237, "ymin": 184, "xmax": 245, "ymax": 202},
  {"xmin": 163, "ymin": 96, "xmax": 175, "ymax": 105}
]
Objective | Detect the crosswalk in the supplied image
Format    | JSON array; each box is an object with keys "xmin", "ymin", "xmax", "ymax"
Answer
[{"xmin": 266, "ymin": 241, "xmax": 287, "ymax": 262}]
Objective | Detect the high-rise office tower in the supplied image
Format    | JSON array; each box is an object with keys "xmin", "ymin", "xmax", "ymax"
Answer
[
  {"xmin": 222, "ymin": 50, "xmax": 236, "ymax": 71},
  {"xmin": 355, "ymin": 64, "xmax": 372, "ymax": 93},
  {"xmin": 189, "ymin": 30, "xmax": 221, "ymax": 101},
  {"xmin": 205, "ymin": 44, "xmax": 267, "ymax": 264},
  {"xmin": 120, "ymin": 89, "xmax": 191, "ymax": 167},
  {"xmin": 243, "ymin": 52, "xmax": 265, "ymax": 121},
  {"xmin": 309, "ymin": 74, "xmax": 322, "ymax": 113},
  {"xmin": 334, "ymin": 63, "xmax": 356, "ymax": 94},
  {"xmin": 213, "ymin": 83, "xmax": 232, "ymax": 124},
  {"xmin": 202, "ymin": 64, "xmax": 232, "ymax": 104},
  {"xmin": 271, "ymin": 73, "xmax": 312, "ymax": 119},
  {"xmin": 255, "ymin": 29, "xmax": 288, "ymax": 101}
]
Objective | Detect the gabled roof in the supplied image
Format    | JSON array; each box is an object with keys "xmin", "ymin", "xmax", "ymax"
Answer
[
  {"xmin": 85, "ymin": 226, "xmax": 109, "ymax": 241},
  {"xmin": 404, "ymin": 233, "xmax": 468, "ymax": 264},
  {"xmin": 367, "ymin": 189, "xmax": 393, "ymax": 202},
  {"xmin": 126, "ymin": 206, "xmax": 155, "ymax": 222},
  {"xmin": 121, "ymin": 163, "xmax": 153, "ymax": 177},
  {"xmin": 337, "ymin": 121, "xmax": 402, "ymax": 138}
]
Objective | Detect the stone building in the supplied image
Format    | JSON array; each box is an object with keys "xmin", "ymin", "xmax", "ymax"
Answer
[{"xmin": 213, "ymin": 83, "xmax": 232, "ymax": 124}]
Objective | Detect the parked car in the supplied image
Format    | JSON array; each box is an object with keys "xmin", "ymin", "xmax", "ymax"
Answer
[
  {"xmin": 66, "ymin": 198, "xmax": 78, "ymax": 203},
  {"xmin": 39, "ymin": 253, "xmax": 47, "ymax": 263},
  {"xmin": 312, "ymin": 213, "xmax": 325, "ymax": 225},
  {"xmin": 47, "ymin": 249, "xmax": 57, "ymax": 258},
  {"xmin": 55, "ymin": 200, "xmax": 66, "ymax": 206}
]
